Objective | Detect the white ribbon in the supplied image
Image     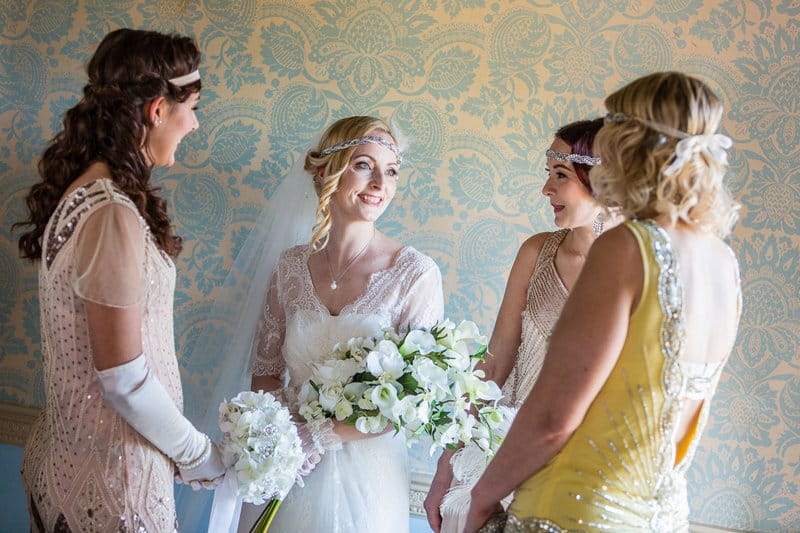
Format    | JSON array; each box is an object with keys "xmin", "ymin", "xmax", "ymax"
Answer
[
  {"xmin": 208, "ymin": 469, "xmax": 243, "ymax": 533},
  {"xmin": 663, "ymin": 133, "xmax": 732, "ymax": 176}
]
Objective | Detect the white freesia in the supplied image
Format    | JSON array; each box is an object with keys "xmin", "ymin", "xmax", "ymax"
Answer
[{"xmin": 342, "ymin": 382, "xmax": 369, "ymax": 403}]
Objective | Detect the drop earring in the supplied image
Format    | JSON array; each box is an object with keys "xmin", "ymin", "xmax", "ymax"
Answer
[{"xmin": 592, "ymin": 212, "xmax": 605, "ymax": 236}]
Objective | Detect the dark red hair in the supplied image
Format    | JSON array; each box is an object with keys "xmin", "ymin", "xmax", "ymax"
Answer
[{"xmin": 555, "ymin": 118, "xmax": 604, "ymax": 194}]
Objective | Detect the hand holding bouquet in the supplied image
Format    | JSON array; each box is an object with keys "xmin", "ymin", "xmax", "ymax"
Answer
[
  {"xmin": 209, "ymin": 391, "xmax": 305, "ymax": 533},
  {"xmin": 298, "ymin": 320, "xmax": 510, "ymax": 456}
]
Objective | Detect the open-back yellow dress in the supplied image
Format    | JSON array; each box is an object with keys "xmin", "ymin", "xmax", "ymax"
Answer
[{"xmin": 487, "ymin": 219, "xmax": 740, "ymax": 533}]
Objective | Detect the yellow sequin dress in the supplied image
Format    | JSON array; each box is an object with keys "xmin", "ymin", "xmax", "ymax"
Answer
[{"xmin": 492, "ymin": 220, "xmax": 740, "ymax": 533}]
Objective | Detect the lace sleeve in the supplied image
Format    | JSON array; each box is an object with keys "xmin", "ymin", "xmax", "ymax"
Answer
[
  {"xmin": 248, "ymin": 270, "xmax": 286, "ymax": 378},
  {"xmin": 398, "ymin": 261, "xmax": 444, "ymax": 330}
]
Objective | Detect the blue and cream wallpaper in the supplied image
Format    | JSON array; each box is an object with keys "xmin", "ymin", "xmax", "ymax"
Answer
[{"xmin": 1, "ymin": 1, "xmax": 798, "ymax": 531}]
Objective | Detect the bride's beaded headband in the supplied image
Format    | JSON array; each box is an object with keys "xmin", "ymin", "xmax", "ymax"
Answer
[
  {"xmin": 604, "ymin": 112, "xmax": 732, "ymax": 175},
  {"xmin": 319, "ymin": 135, "xmax": 403, "ymax": 165},
  {"xmin": 545, "ymin": 149, "xmax": 601, "ymax": 166},
  {"xmin": 168, "ymin": 70, "xmax": 200, "ymax": 87}
]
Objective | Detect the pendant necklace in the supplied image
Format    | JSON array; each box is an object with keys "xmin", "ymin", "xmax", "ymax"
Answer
[{"xmin": 325, "ymin": 229, "xmax": 375, "ymax": 290}]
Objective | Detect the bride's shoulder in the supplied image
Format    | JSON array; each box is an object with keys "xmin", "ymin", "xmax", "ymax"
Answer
[
  {"xmin": 394, "ymin": 246, "xmax": 439, "ymax": 277},
  {"xmin": 277, "ymin": 244, "xmax": 312, "ymax": 270}
]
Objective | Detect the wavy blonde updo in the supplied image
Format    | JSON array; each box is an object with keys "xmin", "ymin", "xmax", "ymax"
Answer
[
  {"xmin": 305, "ymin": 115, "xmax": 397, "ymax": 251},
  {"xmin": 590, "ymin": 71, "xmax": 739, "ymax": 237}
]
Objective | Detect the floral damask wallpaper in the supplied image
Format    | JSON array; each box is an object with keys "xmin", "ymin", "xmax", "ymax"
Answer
[{"xmin": 1, "ymin": 1, "xmax": 798, "ymax": 531}]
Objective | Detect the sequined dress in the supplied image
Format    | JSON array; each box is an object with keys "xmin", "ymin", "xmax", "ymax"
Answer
[
  {"xmin": 487, "ymin": 220, "xmax": 740, "ymax": 533},
  {"xmin": 244, "ymin": 244, "xmax": 444, "ymax": 533},
  {"xmin": 22, "ymin": 179, "xmax": 182, "ymax": 532},
  {"xmin": 440, "ymin": 230, "xmax": 569, "ymax": 533}
]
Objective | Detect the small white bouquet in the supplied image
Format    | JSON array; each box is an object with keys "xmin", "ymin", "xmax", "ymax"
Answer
[
  {"xmin": 298, "ymin": 319, "xmax": 509, "ymax": 456},
  {"xmin": 209, "ymin": 391, "xmax": 304, "ymax": 533}
]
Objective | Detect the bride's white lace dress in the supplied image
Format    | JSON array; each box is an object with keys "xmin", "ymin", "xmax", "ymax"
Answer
[{"xmin": 244, "ymin": 244, "xmax": 443, "ymax": 533}]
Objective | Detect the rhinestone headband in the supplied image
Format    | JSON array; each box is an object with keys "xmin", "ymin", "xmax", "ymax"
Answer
[
  {"xmin": 545, "ymin": 149, "xmax": 601, "ymax": 166},
  {"xmin": 604, "ymin": 112, "xmax": 732, "ymax": 176},
  {"xmin": 319, "ymin": 135, "xmax": 403, "ymax": 165},
  {"xmin": 168, "ymin": 70, "xmax": 200, "ymax": 87}
]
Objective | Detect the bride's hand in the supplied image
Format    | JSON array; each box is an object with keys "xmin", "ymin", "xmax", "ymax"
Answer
[{"xmin": 423, "ymin": 451, "xmax": 455, "ymax": 532}]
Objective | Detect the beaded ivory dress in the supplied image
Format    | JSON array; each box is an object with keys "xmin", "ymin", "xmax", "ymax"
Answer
[
  {"xmin": 244, "ymin": 244, "xmax": 444, "ymax": 533},
  {"xmin": 22, "ymin": 179, "xmax": 182, "ymax": 532},
  {"xmin": 483, "ymin": 220, "xmax": 741, "ymax": 533},
  {"xmin": 440, "ymin": 230, "xmax": 569, "ymax": 533}
]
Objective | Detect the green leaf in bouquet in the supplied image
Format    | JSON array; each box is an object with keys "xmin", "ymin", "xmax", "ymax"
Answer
[
  {"xmin": 397, "ymin": 373, "xmax": 420, "ymax": 392},
  {"xmin": 352, "ymin": 371, "xmax": 376, "ymax": 382},
  {"xmin": 473, "ymin": 345, "xmax": 488, "ymax": 360}
]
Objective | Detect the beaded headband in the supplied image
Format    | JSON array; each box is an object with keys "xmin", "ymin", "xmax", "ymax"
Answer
[
  {"xmin": 545, "ymin": 149, "xmax": 601, "ymax": 166},
  {"xmin": 319, "ymin": 135, "xmax": 403, "ymax": 165},
  {"xmin": 604, "ymin": 112, "xmax": 732, "ymax": 176},
  {"xmin": 168, "ymin": 70, "xmax": 200, "ymax": 87}
]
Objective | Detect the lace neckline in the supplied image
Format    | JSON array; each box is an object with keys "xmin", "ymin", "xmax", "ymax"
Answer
[{"xmin": 303, "ymin": 245, "xmax": 412, "ymax": 316}]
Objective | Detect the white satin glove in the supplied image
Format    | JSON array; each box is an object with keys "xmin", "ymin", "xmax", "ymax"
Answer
[{"xmin": 96, "ymin": 354, "xmax": 226, "ymax": 485}]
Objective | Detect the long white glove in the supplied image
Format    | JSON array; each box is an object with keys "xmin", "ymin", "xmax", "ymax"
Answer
[{"xmin": 95, "ymin": 353, "xmax": 225, "ymax": 484}]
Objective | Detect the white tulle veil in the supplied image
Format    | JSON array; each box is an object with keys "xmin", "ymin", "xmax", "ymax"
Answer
[{"xmin": 175, "ymin": 151, "xmax": 318, "ymax": 531}]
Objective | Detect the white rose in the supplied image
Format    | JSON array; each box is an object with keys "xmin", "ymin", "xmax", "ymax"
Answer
[
  {"xmin": 318, "ymin": 384, "xmax": 343, "ymax": 411},
  {"xmin": 334, "ymin": 399, "xmax": 353, "ymax": 421}
]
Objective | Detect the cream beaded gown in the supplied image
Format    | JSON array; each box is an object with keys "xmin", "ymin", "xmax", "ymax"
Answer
[
  {"xmin": 243, "ymin": 244, "xmax": 444, "ymax": 533},
  {"xmin": 440, "ymin": 229, "xmax": 569, "ymax": 533},
  {"xmin": 22, "ymin": 179, "xmax": 182, "ymax": 532}
]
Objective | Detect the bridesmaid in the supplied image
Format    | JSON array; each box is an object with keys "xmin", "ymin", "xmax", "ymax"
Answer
[
  {"xmin": 15, "ymin": 29, "xmax": 224, "ymax": 531},
  {"xmin": 424, "ymin": 118, "xmax": 609, "ymax": 533},
  {"xmin": 465, "ymin": 71, "xmax": 741, "ymax": 532}
]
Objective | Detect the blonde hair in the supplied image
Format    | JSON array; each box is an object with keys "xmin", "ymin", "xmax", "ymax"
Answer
[
  {"xmin": 590, "ymin": 72, "xmax": 739, "ymax": 237},
  {"xmin": 305, "ymin": 115, "xmax": 396, "ymax": 251}
]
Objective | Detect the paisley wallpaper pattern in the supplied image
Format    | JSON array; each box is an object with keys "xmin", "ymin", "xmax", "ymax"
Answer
[{"xmin": 1, "ymin": 1, "xmax": 798, "ymax": 531}]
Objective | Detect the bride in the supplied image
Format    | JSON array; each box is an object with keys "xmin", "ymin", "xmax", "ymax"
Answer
[{"xmin": 238, "ymin": 115, "xmax": 444, "ymax": 533}]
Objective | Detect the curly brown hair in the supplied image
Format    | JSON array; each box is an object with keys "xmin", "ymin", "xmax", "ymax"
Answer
[{"xmin": 14, "ymin": 28, "xmax": 202, "ymax": 260}]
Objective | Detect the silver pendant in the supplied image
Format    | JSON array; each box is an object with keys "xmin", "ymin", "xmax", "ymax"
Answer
[{"xmin": 330, "ymin": 281, "xmax": 338, "ymax": 290}]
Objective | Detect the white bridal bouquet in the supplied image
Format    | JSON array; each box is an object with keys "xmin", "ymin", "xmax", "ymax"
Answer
[
  {"xmin": 298, "ymin": 320, "xmax": 509, "ymax": 456},
  {"xmin": 209, "ymin": 391, "xmax": 305, "ymax": 533}
]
